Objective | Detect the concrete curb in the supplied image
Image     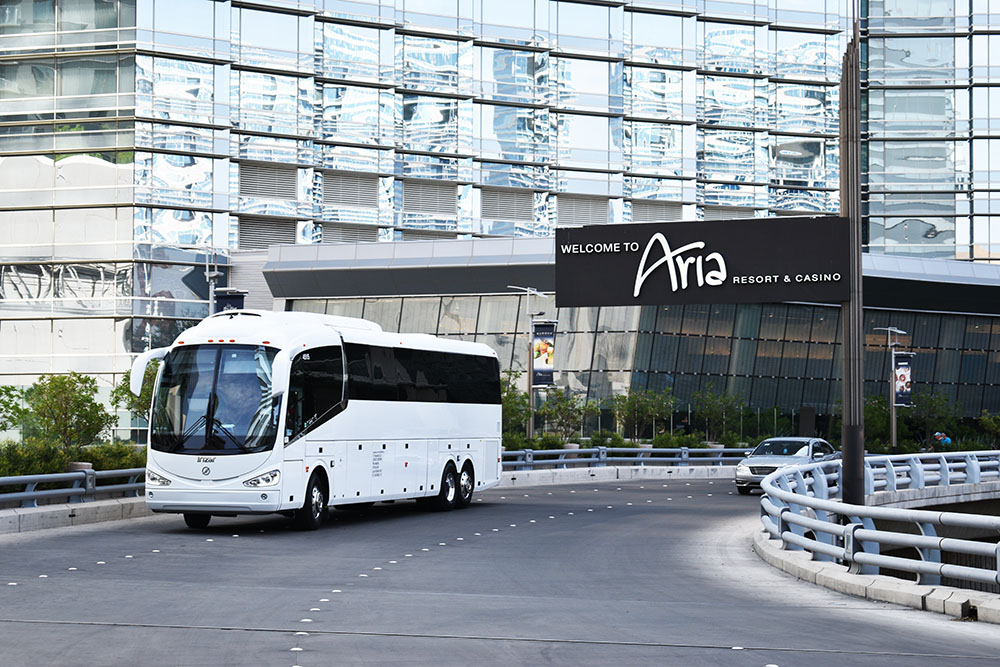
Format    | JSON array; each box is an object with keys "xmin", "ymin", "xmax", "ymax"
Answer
[
  {"xmin": 0, "ymin": 498, "xmax": 155, "ymax": 536},
  {"xmin": 752, "ymin": 525, "xmax": 1000, "ymax": 624},
  {"xmin": 1, "ymin": 465, "xmax": 736, "ymax": 535}
]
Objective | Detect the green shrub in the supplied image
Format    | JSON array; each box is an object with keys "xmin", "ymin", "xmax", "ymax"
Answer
[
  {"xmin": 0, "ymin": 439, "xmax": 146, "ymax": 477},
  {"xmin": 590, "ymin": 430, "xmax": 627, "ymax": 448},
  {"xmin": 76, "ymin": 442, "xmax": 146, "ymax": 471},
  {"xmin": 535, "ymin": 432, "xmax": 564, "ymax": 450},
  {"xmin": 503, "ymin": 431, "xmax": 528, "ymax": 451},
  {"xmin": 0, "ymin": 438, "xmax": 72, "ymax": 477}
]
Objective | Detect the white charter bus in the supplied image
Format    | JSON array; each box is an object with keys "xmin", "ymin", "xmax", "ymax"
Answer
[{"xmin": 130, "ymin": 310, "xmax": 502, "ymax": 529}]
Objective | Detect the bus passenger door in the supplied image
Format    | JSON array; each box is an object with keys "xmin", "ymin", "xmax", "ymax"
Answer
[{"xmin": 310, "ymin": 440, "xmax": 346, "ymax": 502}]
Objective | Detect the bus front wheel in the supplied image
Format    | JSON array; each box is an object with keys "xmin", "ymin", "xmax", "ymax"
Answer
[
  {"xmin": 432, "ymin": 465, "xmax": 458, "ymax": 511},
  {"xmin": 184, "ymin": 513, "xmax": 211, "ymax": 529},
  {"xmin": 295, "ymin": 474, "xmax": 328, "ymax": 530}
]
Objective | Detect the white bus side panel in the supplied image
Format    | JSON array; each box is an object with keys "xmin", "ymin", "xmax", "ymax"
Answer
[{"xmin": 301, "ymin": 400, "xmax": 500, "ymax": 504}]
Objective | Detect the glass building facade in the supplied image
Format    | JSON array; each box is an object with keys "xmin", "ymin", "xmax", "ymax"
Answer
[
  {"xmin": 0, "ymin": 0, "xmax": 850, "ymax": 393},
  {"xmin": 864, "ymin": 0, "xmax": 1000, "ymax": 259},
  {"xmin": 4, "ymin": 0, "xmax": 1000, "ymax": 427}
]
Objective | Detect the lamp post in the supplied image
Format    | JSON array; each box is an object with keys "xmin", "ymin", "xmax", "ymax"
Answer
[
  {"xmin": 507, "ymin": 285, "xmax": 547, "ymax": 440},
  {"xmin": 874, "ymin": 326, "xmax": 907, "ymax": 453}
]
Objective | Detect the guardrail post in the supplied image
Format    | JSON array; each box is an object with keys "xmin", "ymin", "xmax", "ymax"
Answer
[
  {"xmin": 128, "ymin": 473, "xmax": 141, "ymax": 497},
  {"xmin": 908, "ymin": 456, "xmax": 925, "ymax": 490},
  {"xmin": 863, "ymin": 459, "xmax": 875, "ymax": 496},
  {"xmin": 679, "ymin": 447, "xmax": 689, "ymax": 467},
  {"xmin": 21, "ymin": 482, "xmax": 39, "ymax": 508},
  {"xmin": 995, "ymin": 542, "xmax": 1000, "ymax": 586},
  {"xmin": 938, "ymin": 455, "xmax": 950, "ymax": 487},
  {"xmin": 883, "ymin": 460, "xmax": 897, "ymax": 492},
  {"xmin": 521, "ymin": 449, "xmax": 534, "ymax": 471},
  {"xmin": 844, "ymin": 522, "xmax": 863, "ymax": 573},
  {"xmin": 594, "ymin": 446, "xmax": 607, "ymax": 468},
  {"xmin": 916, "ymin": 522, "xmax": 941, "ymax": 586},
  {"xmin": 83, "ymin": 469, "xmax": 96, "ymax": 502},
  {"xmin": 965, "ymin": 455, "xmax": 981, "ymax": 484},
  {"xmin": 69, "ymin": 473, "xmax": 84, "ymax": 504}
]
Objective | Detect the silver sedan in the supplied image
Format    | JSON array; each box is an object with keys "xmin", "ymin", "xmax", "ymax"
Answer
[{"xmin": 734, "ymin": 437, "xmax": 838, "ymax": 495}]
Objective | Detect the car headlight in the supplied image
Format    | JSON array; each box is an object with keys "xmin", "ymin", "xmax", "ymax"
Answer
[
  {"xmin": 243, "ymin": 469, "xmax": 280, "ymax": 488},
  {"xmin": 146, "ymin": 469, "xmax": 172, "ymax": 487},
  {"xmin": 736, "ymin": 464, "xmax": 749, "ymax": 474}
]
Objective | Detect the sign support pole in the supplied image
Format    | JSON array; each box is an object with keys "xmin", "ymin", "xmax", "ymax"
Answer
[{"xmin": 839, "ymin": 23, "xmax": 865, "ymax": 506}]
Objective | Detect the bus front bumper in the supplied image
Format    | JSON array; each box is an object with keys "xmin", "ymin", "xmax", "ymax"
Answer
[{"xmin": 146, "ymin": 487, "xmax": 283, "ymax": 515}]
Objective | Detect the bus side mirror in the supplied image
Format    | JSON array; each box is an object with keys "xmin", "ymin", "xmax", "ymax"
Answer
[
  {"xmin": 130, "ymin": 347, "xmax": 168, "ymax": 396},
  {"xmin": 271, "ymin": 349, "xmax": 293, "ymax": 398}
]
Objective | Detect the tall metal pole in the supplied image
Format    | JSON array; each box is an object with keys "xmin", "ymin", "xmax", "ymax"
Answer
[
  {"xmin": 839, "ymin": 21, "xmax": 865, "ymax": 506},
  {"xmin": 508, "ymin": 285, "xmax": 546, "ymax": 440},
  {"xmin": 526, "ymin": 290, "xmax": 533, "ymax": 440},
  {"xmin": 875, "ymin": 326, "xmax": 907, "ymax": 453}
]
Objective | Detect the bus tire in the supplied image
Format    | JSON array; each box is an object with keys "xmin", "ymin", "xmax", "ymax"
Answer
[
  {"xmin": 184, "ymin": 513, "xmax": 211, "ymax": 529},
  {"xmin": 456, "ymin": 463, "xmax": 474, "ymax": 508},
  {"xmin": 432, "ymin": 464, "xmax": 458, "ymax": 511},
  {"xmin": 294, "ymin": 473, "xmax": 328, "ymax": 530}
]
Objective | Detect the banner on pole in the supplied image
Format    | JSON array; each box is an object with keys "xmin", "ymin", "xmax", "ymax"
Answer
[
  {"xmin": 893, "ymin": 352, "xmax": 915, "ymax": 407},
  {"xmin": 532, "ymin": 321, "xmax": 556, "ymax": 386}
]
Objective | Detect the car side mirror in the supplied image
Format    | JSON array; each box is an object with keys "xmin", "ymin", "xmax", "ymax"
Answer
[{"xmin": 812, "ymin": 450, "xmax": 825, "ymax": 459}]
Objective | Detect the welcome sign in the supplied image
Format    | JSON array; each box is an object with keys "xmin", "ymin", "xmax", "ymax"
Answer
[{"xmin": 555, "ymin": 217, "xmax": 851, "ymax": 308}]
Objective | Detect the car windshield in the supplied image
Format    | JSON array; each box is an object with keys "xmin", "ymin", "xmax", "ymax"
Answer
[
  {"xmin": 150, "ymin": 344, "xmax": 280, "ymax": 455},
  {"xmin": 752, "ymin": 440, "xmax": 809, "ymax": 457}
]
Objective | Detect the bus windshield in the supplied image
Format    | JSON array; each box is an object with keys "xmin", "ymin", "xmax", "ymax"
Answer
[{"xmin": 150, "ymin": 344, "xmax": 280, "ymax": 455}]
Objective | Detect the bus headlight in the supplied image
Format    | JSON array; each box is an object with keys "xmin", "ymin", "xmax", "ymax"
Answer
[
  {"xmin": 243, "ymin": 469, "xmax": 280, "ymax": 487},
  {"xmin": 146, "ymin": 469, "xmax": 172, "ymax": 486}
]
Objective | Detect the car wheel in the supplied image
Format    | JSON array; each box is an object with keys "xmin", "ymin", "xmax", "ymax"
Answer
[
  {"xmin": 736, "ymin": 486, "xmax": 752, "ymax": 496},
  {"xmin": 456, "ymin": 464, "xmax": 474, "ymax": 508},
  {"xmin": 294, "ymin": 474, "xmax": 328, "ymax": 530},
  {"xmin": 183, "ymin": 513, "xmax": 211, "ymax": 529}
]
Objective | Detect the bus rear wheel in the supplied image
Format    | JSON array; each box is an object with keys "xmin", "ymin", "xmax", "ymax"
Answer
[
  {"xmin": 432, "ymin": 465, "xmax": 458, "ymax": 511},
  {"xmin": 294, "ymin": 474, "xmax": 328, "ymax": 530},
  {"xmin": 184, "ymin": 513, "xmax": 211, "ymax": 529},
  {"xmin": 456, "ymin": 464, "xmax": 474, "ymax": 508}
]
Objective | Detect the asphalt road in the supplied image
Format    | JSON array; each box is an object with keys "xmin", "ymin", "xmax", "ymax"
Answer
[{"xmin": 2, "ymin": 479, "xmax": 1000, "ymax": 666}]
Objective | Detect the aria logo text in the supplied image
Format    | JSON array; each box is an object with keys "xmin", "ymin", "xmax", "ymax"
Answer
[{"xmin": 634, "ymin": 233, "xmax": 727, "ymax": 297}]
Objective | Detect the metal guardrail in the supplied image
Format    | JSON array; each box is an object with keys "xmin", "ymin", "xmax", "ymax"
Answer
[
  {"xmin": 760, "ymin": 451, "xmax": 1000, "ymax": 590},
  {"xmin": 0, "ymin": 468, "xmax": 146, "ymax": 508},
  {"xmin": 502, "ymin": 446, "xmax": 752, "ymax": 470}
]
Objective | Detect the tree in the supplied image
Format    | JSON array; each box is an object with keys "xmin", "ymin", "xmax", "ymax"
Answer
[
  {"xmin": 978, "ymin": 410, "xmax": 1000, "ymax": 447},
  {"xmin": 538, "ymin": 387, "xmax": 599, "ymax": 443},
  {"xmin": 609, "ymin": 390, "xmax": 669, "ymax": 442},
  {"xmin": 24, "ymin": 373, "xmax": 117, "ymax": 451},
  {"xmin": 905, "ymin": 391, "xmax": 960, "ymax": 450},
  {"xmin": 110, "ymin": 360, "xmax": 160, "ymax": 424},
  {"xmin": 863, "ymin": 395, "xmax": 890, "ymax": 449},
  {"xmin": 0, "ymin": 386, "xmax": 26, "ymax": 432},
  {"xmin": 500, "ymin": 369, "xmax": 530, "ymax": 435},
  {"xmin": 691, "ymin": 385, "xmax": 744, "ymax": 442}
]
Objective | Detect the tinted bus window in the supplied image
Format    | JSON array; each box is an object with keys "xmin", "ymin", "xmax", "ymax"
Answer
[
  {"xmin": 345, "ymin": 343, "xmax": 500, "ymax": 404},
  {"xmin": 286, "ymin": 346, "xmax": 344, "ymax": 441}
]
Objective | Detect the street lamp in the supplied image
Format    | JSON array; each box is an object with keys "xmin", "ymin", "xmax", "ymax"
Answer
[
  {"xmin": 507, "ymin": 285, "xmax": 548, "ymax": 440},
  {"xmin": 874, "ymin": 326, "xmax": 907, "ymax": 453}
]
